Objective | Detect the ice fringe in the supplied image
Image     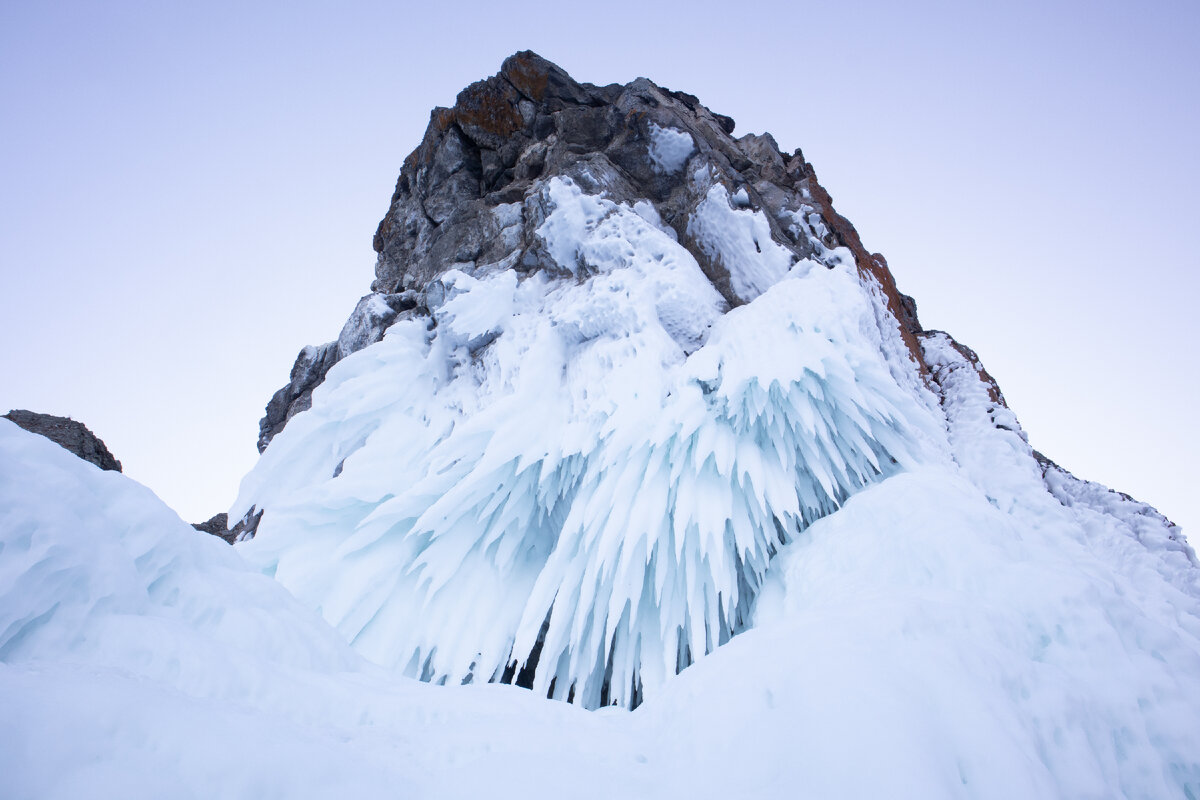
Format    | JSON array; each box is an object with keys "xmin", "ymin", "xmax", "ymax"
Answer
[{"xmin": 232, "ymin": 178, "xmax": 940, "ymax": 708}]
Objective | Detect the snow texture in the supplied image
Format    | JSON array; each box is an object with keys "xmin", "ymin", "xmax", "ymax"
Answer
[{"xmin": 687, "ymin": 183, "xmax": 798, "ymax": 302}]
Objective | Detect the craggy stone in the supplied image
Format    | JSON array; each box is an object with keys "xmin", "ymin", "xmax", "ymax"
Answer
[
  {"xmin": 191, "ymin": 512, "xmax": 238, "ymax": 544},
  {"xmin": 4, "ymin": 409, "xmax": 122, "ymax": 472},
  {"xmin": 229, "ymin": 506, "xmax": 264, "ymax": 542}
]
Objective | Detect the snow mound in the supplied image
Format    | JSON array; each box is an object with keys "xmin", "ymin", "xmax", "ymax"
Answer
[
  {"xmin": 647, "ymin": 467, "xmax": 1200, "ymax": 799},
  {"xmin": 4, "ymin": 420, "xmax": 1198, "ymax": 798},
  {"xmin": 0, "ymin": 419, "xmax": 357, "ymax": 677}
]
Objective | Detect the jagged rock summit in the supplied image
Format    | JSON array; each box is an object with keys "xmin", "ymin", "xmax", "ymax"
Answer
[
  {"xmin": 234, "ymin": 52, "xmax": 1192, "ymax": 714},
  {"xmin": 258, "ymin": 50, "xmax": 921, "ymax": 452}
]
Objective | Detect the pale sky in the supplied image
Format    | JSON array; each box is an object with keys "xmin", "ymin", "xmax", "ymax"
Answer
[{"xmin": 2, "ymin": 0, "xmax": 1196, "ymax": 537}]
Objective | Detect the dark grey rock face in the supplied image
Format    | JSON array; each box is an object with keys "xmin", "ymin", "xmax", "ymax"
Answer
[
  {"xmin": 369, "ymin": 55, "xmax": 818, "ymax": 303},
  {"xmin": 4, "ymin": 409, "xmax": 123, "ymax": 472},
  {"xmin": 256, "ymin": 50, "xmax": 928, "ymax": 450},
  {"xmin": 192, "ymin": 512, "xmax": 234, "ymax": 543}
]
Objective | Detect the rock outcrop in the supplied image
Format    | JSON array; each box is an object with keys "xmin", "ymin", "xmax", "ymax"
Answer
[
  {"xmin": 191, "ymin": 509, "xmax": 264, "ymax": 545},
  {"xmin": 256, "ymin": 50, "xmax": 927, "ymax": 452},
  {"xmin": 191, "ymin": 512, "xmax": 234, "ymax": 543},
  {"xmin": 258, "ymin": 293, "xmax": 419, "ymax": 451},
  {"xmin": 3, "ymin": 409, "xmax": 122, "ymax": 472}
]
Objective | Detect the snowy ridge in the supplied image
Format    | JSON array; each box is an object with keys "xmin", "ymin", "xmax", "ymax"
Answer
[
  {"xmin": 921, "ymin": 328, "xmax": 1196, "ymax": 584},
  {"xmin": 744, "ymin": 467, "xmax": 1200, "ymax": 799},
  {"xmin": 1040, "ymin": 454, "xmax": 1195, "ymax": 567},
  {"xmin": 646, "ymin": 122, "xmax": 695, "ymax": 175},
  {"xmin": 232, "ymin": 177, "xmax": 940, "ymax": 708}
]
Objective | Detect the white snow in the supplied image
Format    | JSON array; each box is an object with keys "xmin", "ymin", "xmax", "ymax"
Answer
[
  {"xmin": 647, "ymin": 122, "xmax": 695, "ymax": 174},
  {"xmin": 4, "ymin": 413, "xmax": 1199, "ymax": 798},
  {"xmin": 631, "ymin": 199, "xmax": 677, "ymax": 240},
  {"xmin": 687, "ymin": 183, "xmax": 799, "ymax": 302}
]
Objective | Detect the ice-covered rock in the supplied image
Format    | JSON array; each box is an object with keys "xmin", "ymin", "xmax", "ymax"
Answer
[
  {"xmin": 232, "ymin": 52, "xmax": 1193, "ymax": 720},
  {"xmin": 257, "ymin": 51, "xmax": 927, "ymax": 451}
]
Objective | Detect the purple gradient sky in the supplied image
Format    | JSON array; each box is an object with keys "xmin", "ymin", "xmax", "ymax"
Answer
[{"xmin": 2, "ymin": 0, "xmax": 1197, "ymax": 535}]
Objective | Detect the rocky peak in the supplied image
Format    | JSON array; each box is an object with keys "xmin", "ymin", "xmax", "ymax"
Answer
[
  {"xmin": 258, "ymin": 51, "xmax": 928, "ymax": 452},
  {"xmin": 3, "ymin": 409, "xmax": 122, "ymax": 472}
]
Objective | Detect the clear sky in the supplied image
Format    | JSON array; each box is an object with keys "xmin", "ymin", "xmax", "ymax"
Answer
[{"xmin": 2, "ymin": 0, "xmax": 1197, "ymax": 536}]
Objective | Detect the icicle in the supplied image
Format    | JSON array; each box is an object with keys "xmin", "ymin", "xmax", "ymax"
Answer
[{"xmin": 234, "ymin": 179, "xmax": 943, "ymax": 709}]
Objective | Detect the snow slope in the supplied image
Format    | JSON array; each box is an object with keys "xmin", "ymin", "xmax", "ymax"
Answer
[
  {"xmin": 6, "ymin": 51, "xmax": 1198, "ymax": 797},
  {"xmin": 5, "ymin": 412, "xmax": 1200, "ymax": 798}
]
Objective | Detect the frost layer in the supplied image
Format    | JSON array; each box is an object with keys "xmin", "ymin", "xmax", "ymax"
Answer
[{"xmin": 232, "ymin": 178, "xmax": 938, "ymax": 708}]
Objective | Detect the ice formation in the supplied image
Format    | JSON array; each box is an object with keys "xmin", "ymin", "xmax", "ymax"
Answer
[
  {"xmin": 5, "ymin": 411, "xmax": 1200, "ymax": 798},
  {"xmin": 686, "ymin": 182, "xmax": 798, "ymax": 303},
  {"xmin": 232, "ymin": 177, "xmax": 941, "ymax": 708}
]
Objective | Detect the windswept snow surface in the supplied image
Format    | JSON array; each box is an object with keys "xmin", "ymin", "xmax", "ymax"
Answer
[
  {"xmin": 4, "ymin": 417, "xmax": 1200, "ymax": 798},
  {"xmin": 231, "ymin": 177, "xmax": 940, "ymax": 709}
]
